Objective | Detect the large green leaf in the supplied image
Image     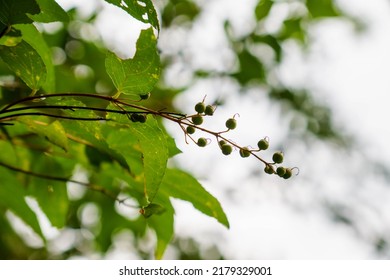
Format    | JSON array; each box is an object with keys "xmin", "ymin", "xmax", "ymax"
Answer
[
  {"xmin": 0, "ymin": 40, "xmax": 47, "ymax": 92},
  {"xmin": 105, "ymin": 112, "xmax": 168, "ymax": 203},
  {"xmin": 0, "ymin": 0, "xmax": 40, "ymax": 25},
  {"xmin": 106, "ymin": 28, "xmax": 160, "ymax": 97},
  {"xmin": 160, "ymin": 169, "xmax": 230, "ymax": 228},
  {"xmin": 0, "ymin": 169, "xmax": 43, "ymax": 239},
  {"xmin": 30, "ymin": 0, "xmax": 69, "ymax": 23},
  {"xmin": 15, "ymin": 24, "xmax": 55, "ymax": 92},
  {"xmin": 104, "ymin": 0, "xmax": 159, "ymax": 31}
]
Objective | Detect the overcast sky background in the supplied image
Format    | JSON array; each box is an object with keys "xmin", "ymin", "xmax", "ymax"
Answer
[{"xmin": 54, "ymin": 0, "xmax": 390, "ymax": 259}]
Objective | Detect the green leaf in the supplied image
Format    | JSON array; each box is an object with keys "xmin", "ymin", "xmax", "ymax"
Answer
[
  {"xmin": 0, "ymin": 40, "xmax": 47, "ymax": 92},
  {"xmin": 160, "ymin": 169, "xmax": 230, "ymax": 228},
  {"xmin": 306, "ymin": 0, "xmax": 340, "ymax": 18},
  {"xmin": 30, "ymin": 0, "xmax": 69, "ymax": 23},
  {"xmin": 252, "ymin": 34, "xmax": 282, "ymax": 62},
  {"xmin": 43, "ymin": 97, "xmax": 130, "ymax": 171},
  {"xmin": 15, "ymin": 24, "xmax": 55, "ymax": 92},
  {"xmin": 0, "ymin": 169, "xmax": 44, "ymax": 238},
  {"xmin": 140, "ymin": 203, "xmax": 166, "ymax": 218},
  {"xmin": 233, "ymin": 48, "xmax": 265, "ymax": 85},
  {"xmin": 0, "ymin": 0, "xmax": 40, "ymax": 25},
  {"xmin": 104, "ymin": 0, "xmax": 159, "ymax": 31},
  {"xmin": 255, "ymin": 0, "xmax": 273, "ymax": 21},
  {"xmin": 146, "ymin": 195, "xmax": 174, "ymax": 259},
  {"xmin": 279, "ymin": 17, "xmax": 306, "ymax": 43},
  {"xmin": 27, "ymin": 157, "xmax": 69, "ymax": 228},
  {"xmin": 105, "ymin": 113, "xmax": 168, "ymax": 202},
  {"xmin": 106, "ymin": 28, "xmax": 160, "ymax": 96},
  {"xmin": 19, "ymin": 119, "xmax": 69, "ymax": 151}
]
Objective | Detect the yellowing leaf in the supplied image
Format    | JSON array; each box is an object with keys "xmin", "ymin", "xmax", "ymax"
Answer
[{"xmin": 0, "ymin": 40, "xmax": 46, "ymax": 91}]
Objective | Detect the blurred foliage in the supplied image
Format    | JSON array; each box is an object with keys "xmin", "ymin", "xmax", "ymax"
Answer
[{"xmin": 0, "ymin": 0, "xmax": 369, "ymax": 260}]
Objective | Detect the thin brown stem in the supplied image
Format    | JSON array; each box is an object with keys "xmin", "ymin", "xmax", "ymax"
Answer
[{"xmin": 0, "ymin": 161, "xmax": 138, "ymax": 208}]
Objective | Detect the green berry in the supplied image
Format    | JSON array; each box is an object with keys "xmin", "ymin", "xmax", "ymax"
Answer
[
  {"xmin": 221, "ymin": 144, "xmax": 232, "ymax": 155},
  {"xmin": 191, "ymin": 115, "xmax": 203, "ymax": 125},
  {"xmin": 140, "ymin": 93, "xmax": 151, "ymax": 100},
  {"xmin": 225, "ymin": 118, "xmax": 237, "ymax": 130},
  {"xmin": 186, "ymin": 126, "xmax": 196, "ymax": 134},
  {"xmin": 197, "ymin": 137, "xmax": 207, "ymax": 147},
  {"xmin": 276, "ymin": 166, "xmax": 286, "ymax": 177},
  {"xmin": 205, "ymin": 105, "xmax": 215, "ymax": 116},
  {"xmin": 195, "ymin": 102, "xmax": 206, "ymax": 114},
  {"xmin": 257, "ymin": 138, "xmax": 269, "ymax": 150},
  {"xmin": 272, "ymin": 151, "xmax": 284, "ymax": 164},
  {"xmin": 218, "ymin": 140, "xmax": 227, "ymax": 147},
  {"xmin": 283, "ymin": 168, "xmax": 292, "ymax": 179},
  {"xmin": 264, "ymin": 165, "xmax": 275, "ymax": 174},
  {"xmin": 239, "ymin": 147, "xmax": 251, "ymax": 158}
]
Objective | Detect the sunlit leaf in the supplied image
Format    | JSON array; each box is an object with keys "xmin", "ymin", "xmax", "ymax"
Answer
[
  {"xmin": 106, "ymin": 28, "xmax": 160, "ymax": 97},
  {"xmin": 104, "ymin": 0, "xmax": 159, "ymax": 31},
  {"xmin": 30, "ymin": 0, "xmax": 69, "ymax": 23},
  {"xmin": 43, "ymin": 97, "xmax": 130, "ymax": 171},
  {"xmin": 160, "ymin": 169, "xmax": 230, "ymax": 228},
  {"xmin": 14, "ymin": 24, "xmax": 55, "ymax": 92},
  {"xmin": 0, "ymin": 40, "xmax": 47, "ymax": 91},
  {"xmin": 105, "ymin": 112, "xmax": 168, "ymax": 203}
]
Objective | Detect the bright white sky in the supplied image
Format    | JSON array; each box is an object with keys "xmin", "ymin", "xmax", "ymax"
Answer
[{"xmin": 52, "ymin": 0, "xmax": 390, "ymax": 259}]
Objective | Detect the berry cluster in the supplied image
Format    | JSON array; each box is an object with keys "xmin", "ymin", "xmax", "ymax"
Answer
[
  {"xmin": 0, "ymin": 92, "xmax": 297, "ymax": 180},
  {"xmin": 176, "ymin": 99, "xmax": 298, "ymax": 179}
]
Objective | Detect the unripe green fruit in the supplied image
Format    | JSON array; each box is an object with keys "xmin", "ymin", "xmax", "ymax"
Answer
[
  {"xmin": 140, "ymin": 93, "xmax": 151, "ymax": 100},
  {"xmin": 221, "ymin": 144, "xmax": 232, "ymax": 155},
  {"xmin": 239, "ymin": 147, "xmax": 251, "ymax": 158},
  {"xmin": 276, "ymin": 166, "xmax": 286, "ymax": 177},
  {"xmin": 186, "ymin": 126, "xmax": 196, "ymax": 134},
  {"xmin": 264, "ymin": 165, "xmax": 275, "ymax": 174},
  {"xmin": 272, "ymin": 151, "xmax": 284, "ymax": 164},
  {"xmin": 195, "ymin": 102, "xmax": 206, "ymax": 113},
  {"xmin": 191, "ymin": 115, "xmax": 203, "ymax": 125},
  {"xmin": 225, "ymin": 118, "xmax": 237, "ymax": 130},
  {"xmin": 218, "ymin": 140, "xmax": 227, "ymax": 147},
  {"xmin": 197, "ymin": 137, "xmax": 207, "ymax": 147},
  {"xmin": 205, "ymin": 105, "xmax": 215, "ymax": 116},
  {"xmin": 257, "ymin": 138, "xmax": 269, "ymax": 150},
  {"xmin": 283, "ymin": 168, "xmax": 292, "ymax": 179}
]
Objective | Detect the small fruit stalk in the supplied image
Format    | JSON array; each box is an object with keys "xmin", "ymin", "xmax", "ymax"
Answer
[{"xmin": 175, "ymin": 98, "xmax": 298, "ymax": 179}]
